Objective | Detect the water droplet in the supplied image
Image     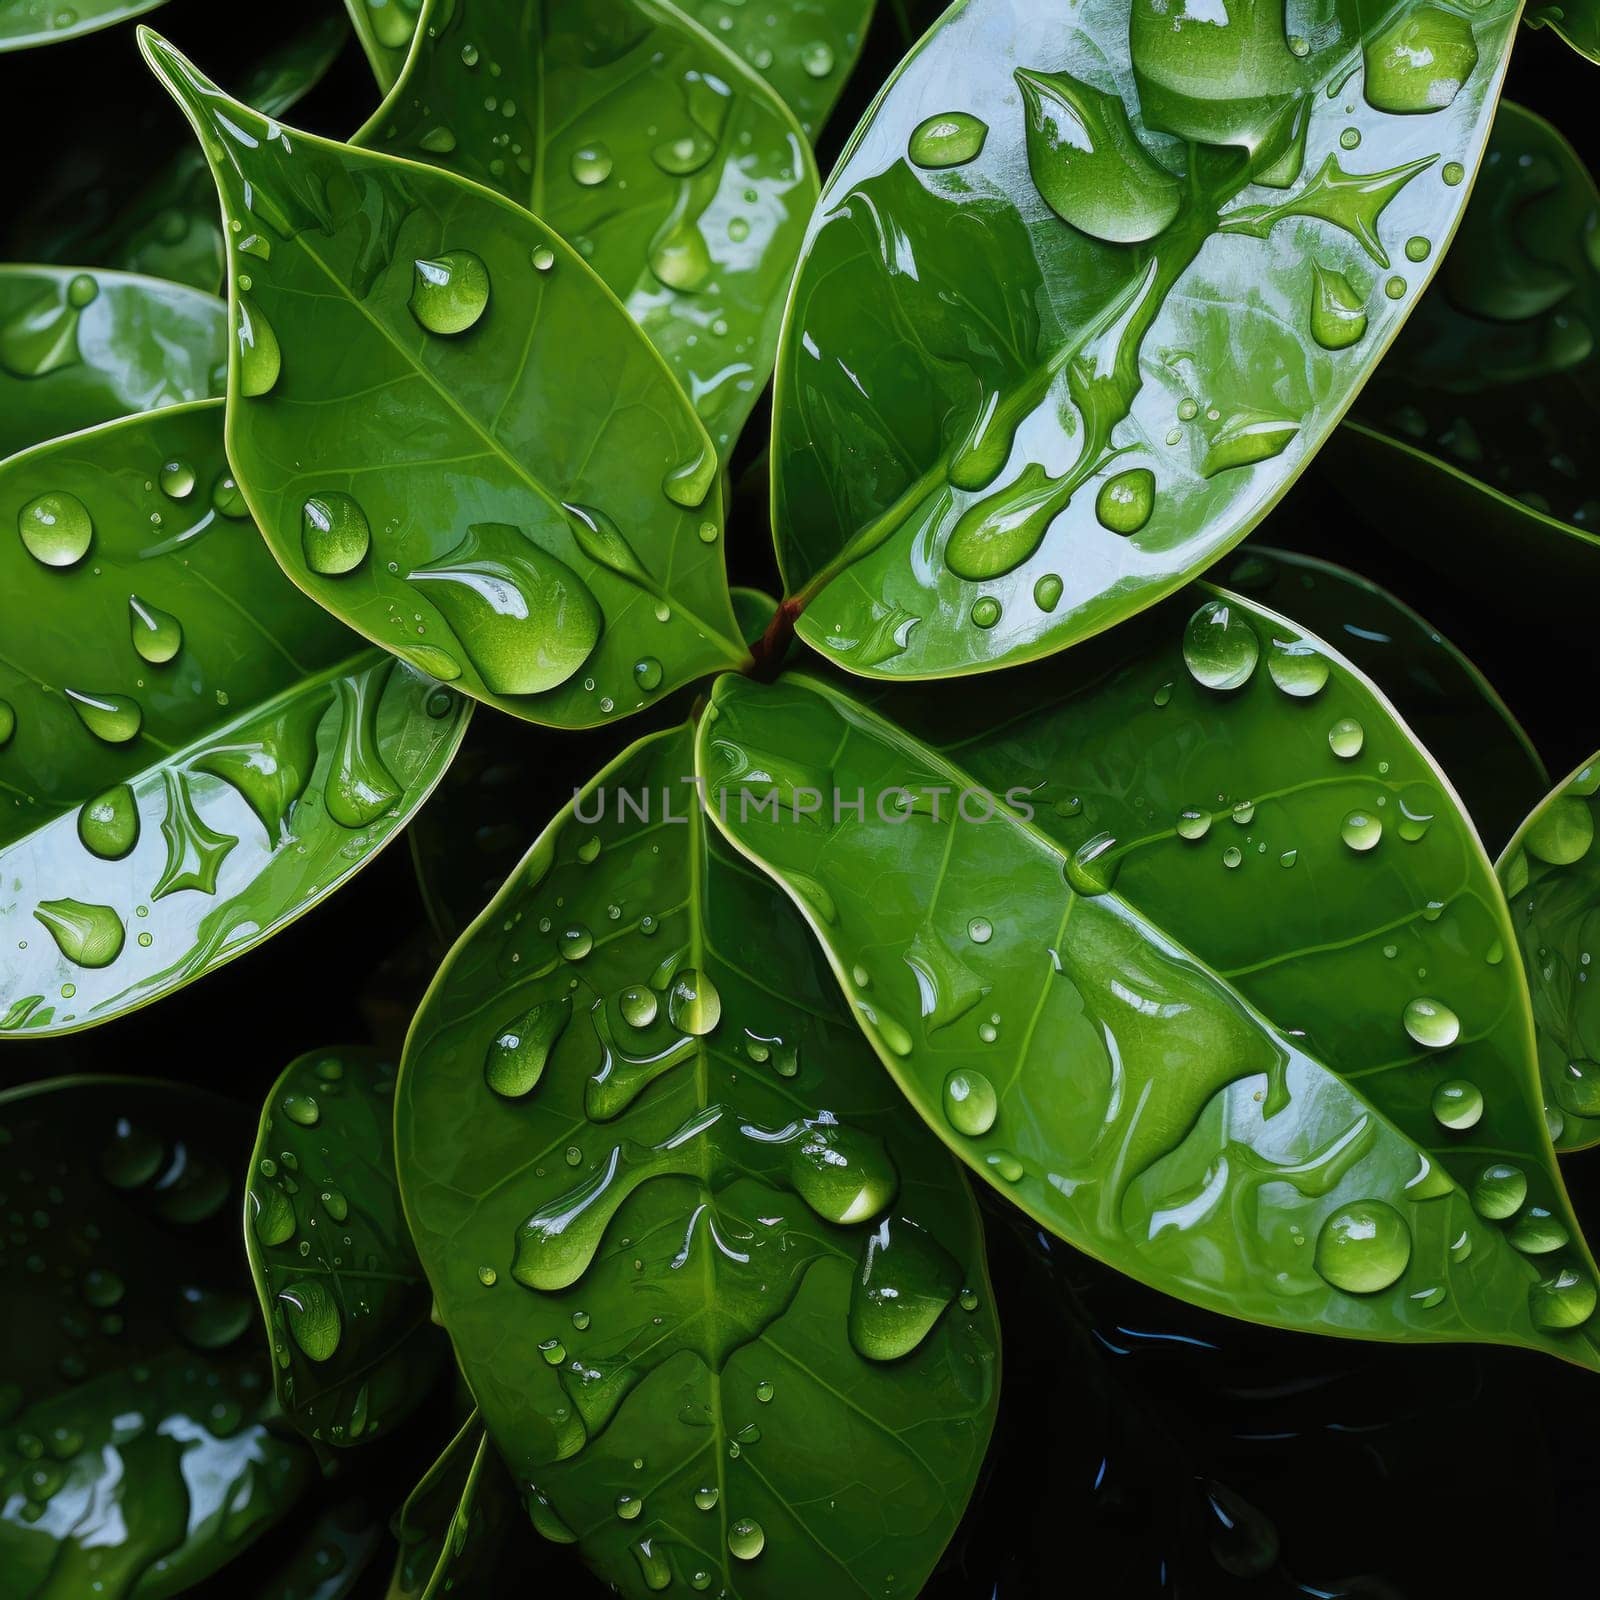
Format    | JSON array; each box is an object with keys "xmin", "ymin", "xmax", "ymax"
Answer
[
  {"xmin": 790, "ymin": 1123, "xmax": 897, "ymax": 1224},
  {"xmin": 477, "ymin": 1264, "xmax": 497, "ymax": 1286},
  {"xmin": 1510, "ymin": 1207, "xmax": 1570, "ymax": 1255},
  {"xmin": 408, "ymin": 522, "xmax": 602, "ymax": 695},
  {"xmin": 908, "ymin": 111, "xmax": 988, "ymax": 169},
  {"xmin": 1555, "ymin": 1059, "xmax": 1600, "ymax": 1119},
  {"xmin": 616, "ymin": 1492, "xmax": 642, "ymax": 1520},
  {"xmin": 158, "ymin": 459, "xmax": 195, "ymax": 499},
  {"xmin": 77, "ymin": 784, "xmax": 139, "ymax": 860},
  {"xmin": 943, "ymin": 1069, "xmax": 998, "ymax": 1136},
  {"xmin": 967, "ymin": 917, "xmax": 992, "ymax": 944},
  {"xmin": 1016, "ymin": 69, "xmax": 1181, "ymax": 243},
  {"xmin": 1524, "ymin": 795, "xmax": 1594, "ymax": 865},
  {"xmin": 633, "ymin": 656, "xmax": 663, "ymax": 693},
  {"xmin": 1200, "ymin": 410, "xmax": 1299, "ymax": 477},
  {"xmin": 1309, "ymin": 263, "xmax": 1368, "ymax": 350},
  {"xmin": 1403, "ymin": 997, "xmax": 1459, "ymax": 1049},
  {"xmin": 1405, "ymin": 235, "xmax": 1432, "ymax": 262},
  {"xmin": 1095, "ymin": 467, "xmax": 1155, "ymax": 535},
  {"xmin": 663, "ymin": 444, "xmax": 716, "ymax": 509},
  {"xmin": 279, "ymin": 1279, "xmax": 342, "ymax": 1361},
  {"xmin": 128, "ymin": 595, "xmax": 182, "ymax": 663},
  {"xmin": 558, "ymin": 924, "xmax": 594, "ymax": 962},
  {"xmin": 0, "ymin": 700, "xmax": 13, "ymax": 747},
  {"xmin": 800, "ymin": 39, "xmax": 834, "ymax": 76},
  {"xmin": 484, "ymin": 996, "xmax": 571, "ymax": 1099},
  {"xmin": 1443, "ymin": 160, "xmax": 1465, "ymax": 185},
  {"xmin": 1471, "ymin": 1162, "xmax": 1526, "ymax": 1220},
  {"xmin": 409, "ymin": 251, "xmax": 490, "ymax": 336},
  {"xmin": 1530, "ymin": 1265, "xmax": 1596, "ymax": 1330},
  {"xmin": 18, "ymin": 490, "xmax": 92, "ymax": 567},
  {"xmin": 281, "ymin": 1092, "xmax": 320, "ymax": 1127},
  {"xmin": 1314, "ymin": 1200, "xmax": 1410, "ymax": 1293},
  {"xmin": 1177, "ymin": 806, "xmax": 1211, "ymax": 841},
  {"xmin": 755, "ymin": 1380, "xmax": 774, "ymax": 1403},
  {"xmin": 319, "ymin": 1186, "xmax": 348, "ymax": 1222},
  {"xmin": 970, "ymin": 596, "xmax": 1001, "ymax": 629},
  {"xmin": 1182, "ymin": 599, "xmax": 1259, "ymax": 691},
  {"xmin": 667, "ymin": 968, "xmax": 721, "ymax": 1035},
  {"xmin": 650, "ymin": 217, "xmax": 713, "ymax": 292},
  {"xmin": 1065, "ymin": 831, "xmax": 1119, "ymax": 895},
  {"xmin": 34, "ymin": 898, "xmax": 124, "ymax": 968},
  {"xmin": 1328, "ymin": 717, "xmax": 1364, "ymax": 758},
  {"xmin": 849, "ymin": 1215, "xmax": 960, "ymax": 1361},
  {"xmin": 1341, "ymin": 809, "xmax": 1382, "ymax": 852},
  {"xmin": 236, "ymin": 296, "xmax": 280, "ymax": 397},
  {"xmin": 532, "ymin": 245, "xmax": 556, "ymax": 273},
  {"xmin": 301, "ymin": 493, "xmax": 371, "ymax": 576},
  {"xmin": 619, "ymin": 986, "xmax": 658, "ymax": 1029},
  {"xmin": 728, "ymin": 1518, "xmax": 765, "ymax": 1561},
  {"xmin": 66, "ymin": 688, "xmax": 141, "ymax": 743},
  {"xmin": 694, "ymin": 1485, "xmax": 718, "ymax": 1511},
  {"xmin": 1033, "ymin": 573, "xmax": 1063, "ymax": 611},
  {"xmin": 1431, "ymin": 1079, "xmax": 1483, "ymax": 1130},
  {"xmin": 1364, "ymin": 5, "xmax": 1478, "ymax": 115},
  {"xmin": 571, "ymin": 143, "xmax": 614, "ymax": 185},
  {"xmin": 211, "ymin": 472, "xmax": 249, "ymax": 519}
]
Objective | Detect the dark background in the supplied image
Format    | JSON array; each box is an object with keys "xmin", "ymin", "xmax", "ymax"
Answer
[{"xmin": 4, "ymin": 5, "xmax": 1599, "ymax": 1596}]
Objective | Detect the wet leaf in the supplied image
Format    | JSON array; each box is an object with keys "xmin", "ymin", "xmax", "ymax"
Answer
[
  {"xmin": 398, "ymin": 724, "xmax": 998, "ymax": 1598},
  {"xmin": 0, "ymin": 266, "xmax": 225, "ymax": 460},
  {"xmin": 1500, "ymin": 757, "xmax": 1600, "ymax": 1152},
  {"xmin": 358, "ymin": 0, "xmax": 818, "ymax": 462},
  {"xmin": 0, "ymin": 0, "xmax": 166, "ymax": 50},
  {"xmin": 772, "ymin": 0, "xmax": 1519, "ymax": 679},
  {"xmin": 0, "ymin": 400, "xmax": 470, "ymax": 1037},
  {"xmin": 1525, "ymin": 0, "xmax": 1600, "ymax": 66},
  {"xmin": 1353, "ymin": 102, "xmax": 1600, "ymax": 542},
  {"xmin": 0, "ymin": 1078, "xmax": 311, "ymax": 1597},
  {"xmin": 676, "ymin": 0, "xmax": 875, "ymax": 140},
  {"xmin": 343, "ymin": 0, "xmax": 423, "ymax": 92},
  {"xmin": 245, "ymin": 1048, "xmax": 444, "ymax": 1448},
  {"xmin": 143, "ymin": 32, "xmax": 748, "ymax": 727},
  {"xmin": 700, "ymin": 589, "xmax": 1600, "ymax": 1367},
  {"xmin": 1222, "ymin": 545, "xmax": 1547, "ymax": 850}
]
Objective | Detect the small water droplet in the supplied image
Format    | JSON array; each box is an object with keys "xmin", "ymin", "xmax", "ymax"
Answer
[
  {"xmin": 128, "ymin": 595, "xmax": 182, "ymax": 663},
  {"xmin": 1328, "ymin": 717, "xmax": 1365, "ymax": 758}
]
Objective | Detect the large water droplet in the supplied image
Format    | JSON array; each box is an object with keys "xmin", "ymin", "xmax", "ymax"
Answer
[
  {"xmin": 908, "ymin": 111, "xmax": 988, "ymax": 169},
  {"xmin": 485, "ymin": 996, "xmax": 572, "ymax": 1098},
  {"xmin": 279, "ymin": 1279, "xmax": 342, "ymax": 1361},
  {"xmin": 943, "ymin": 1069, "xmax": 998, "ymax": 1137},
  {"xmin": 1200, "ymin": 410, "xmax": 1299, "ymax": 477},
  {"xmin": 667, "ymin": 968, "xmax": 721, "ymax": 1036},
  {"xmin": 1183, "ymin": 599, "xmax": 1259, "ymax": 691},
  {"xmin": 1314, "ymin": 1200, "xmax": 1410, "ymax": 1293},
  {"xmin": 1310, "ymin": 263, "xmax": 1368, "ymax": 350},
  {"xmin": 128, "ymin": 595, "xmax": 182, "ymax": 663},
  {"xmin": 1510, "ymin": 1207, "xmax": 1570, "ymax": 1255},
  {"xmin": 1431, "ymin": 1079, "xmax": 1482, "ymax": 1130},
  {"xmin": 1555, "ymin": 1059, "xmax": 1600, "ymax": 1119},
  {"xmin": 650, "ymin": 218, "xmax": 713, "ymax": 292},
  {"xmin": 728, "ymin": 1519, "xmax": 765, "ymax": 1561},
  {"xmin": 570, "ymin": 143, "xmax": 614, "ymax": 185},
  {"xmin": 1015, "ymin": 69, "xmax": 1181, "ymax": 243},
  {"xmin": 1341, "ymin": 809, "xmax": 1382, "ymax": 852},
  {"xmin": 236, "ymin": 295, "xmax": 281, "ymax": 397},
  {"xmin": 789, "ymin": 1123, "xmax": 897, "ymax": 1224},
  {"xmin": 251, "ymin": 1182, "xmax": 296, "ymax": 1247},
  {"xmin": 1530, "ymin": 1265, "xmax": 1596, "ymax": 1330},
  {"xmin": 301, "ymin": 493, "xmax": 372, "ymax": 576},
  {"xmin": 1524, "ymin": 795, "xmax": 1594, "ymax": 865},
  {"xmin": 663, "ymin": 443, "xmax": 717, "ymax": 510},
  {"xmin": 1267, "ymin": 636, "xmax": 1329, "ymax": 697},
  {"xmin": 1471, "ymin": 1162, "xmax": 1526, "ymax": 1220},
  {"xmin": 409, "ymin": 251, "xmax": 490, "ymax": 335},
  {"xmin": 77, "ymin": 784, "xmax": 139, "ymax": 860},
  {"xmin": 1402, "ymin": 996, "xmax": 1459, "ymax": 1049},
  {"xmin": 408, "ymin": 523, "xmax": 602, "ymax": 696},
  {"xmin": 66, "ymin": 688, "xmax": 141, "ymax": 744},
  {"xmin": 945, "ymin": 462, "xmax": 1062, "ymax": 581},
  {"xmin": 1363, "ymin": 5, "xmax": 1479, "ymax": 115},
  {"xmin": 848, "ymin": 1215, "xmax": 961, "ymax": 1361},
  {"xmin": 19, "ymin": 490, "xmax": 92, "ymax": 567},
  {"xmin": 1095, "ymin": 468, "xmax": 1155, "ymax": 535},
  {"xmin": 34, "ymin": 898, "xmax": 125, "ymax": 968},
  {"xmin": 1328, "ymin": 717, "xmax": 1365, "ymax": 758}
]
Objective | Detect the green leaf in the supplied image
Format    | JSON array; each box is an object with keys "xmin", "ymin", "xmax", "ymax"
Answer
[
  {"xmin": 245, "ymin": 1048, "xmax": 444, "ymax": 1448},
  {"xmin": 31, "ymin": 17, "xmax": 349, "ymax": 293},
  {"xmin": 142, "ymin": 32, "xmax": 749, "ymax": 727},
  {"xmin": 344, "ymin": 0, "xmax": 423, "ymax": 92},
  {"xmin": 1222, "ymin": 546, "xmax": 1547, "ymax": 850},
  {"xmin": 1499, "ymin": 757, "xmax": 1600, "ymax": 1152},
  {"xmin": 357, "ymin": 0, "xmax": 819, "ymax": 462},
  {"xmin": 0, "ymin": 266, "xmax": 226, "ymax": 461},
  {"xmin": 1353, "ymin": 101, "xmax": 1600, "ymax": 539},
  {"xmin": 0, "ymin": 400, "xmax": 470, "ymax": 1038},
  {"xmin": 389, "ymin": 1414, "xmax": 528, "ymax": 1599},
  {"xmin": 699, "ymin": 591, "xmax": 1600, "ymax": 1366},
  {"xmin": 676, "ymin": 0, "xmax": 875, "ymax": 140},
  {"xmin": 398, "ymin": 724, "xmax": 999, "ymax": 1598},
  {"xmin": 0, "ymin": 0, "xmax": 166, "ymax": 50},
  {"xmin": 0, "ymin": 1077, "xmax": 312, "ymax": 1597},
  {"xmin": 1526, "ymin": 0, "xmax": 1600, "ymax": 65},
  {"xmin": 237, "ymin": 1497, "xmax": 385, "ymax": 1600},
  {"xmin": 772, "ymin": 0, "xmax": 1520, "ymax": 679}
]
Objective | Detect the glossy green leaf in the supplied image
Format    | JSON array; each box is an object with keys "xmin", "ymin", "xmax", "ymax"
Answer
[
  {"xmin": 31, "ymin": 17, "xmax": 349, "ymax": 294},
  {"xmin": 0, "ymin": 0, "xmax": 165, "ymax": 50},
  {"xmin": 344, "ymin": 0, "xmax": 423, "ymax": 92},
  {"xmin": 772, "ymin": 0, "xmax": 1519, "ymax": 679},
  {"xmin": 699, "ymin": 591, "xmax": 1600, "ymax": 1366},
  {"xmin": 1353, "ymin": 101, "xmax": 1600, "ymax": 538},
  {"xmin": 677, "ymin": 0, "xmax": 876, "ymax": 140},
  {"xmin": 0, "ymin": 266, "xmax": 225, "ymax": 461},
  {"xmin": 143, "ymin": 33, "xmax": 749, "ymax": 727},
  {"xmin": 1526, "ymin": 0, "xmax": 1600, "ymax": 65},
  {"xmin": 246, "ymin": 1048, "xmax": 443, "ymax": 1448},
  {"xmin": 1222, "ymin": 545, "xmax": 1547, "ymax": 849},
  {"xmin": 0, "ymin": 400, "xmax": 470, "ymax": 1037},
  {"xmin": 389, "ymin": 1414, "xmax": 526, "ymax": 1599},
  {"xmin": 1500, "ymin": 757, "xmax": 1600, "ymax": 1152},
  {"xmin": 357, "ymin": 0, "xmax": 819, "ymax": 462},
  {"xmin": 0, "ymin": 1078, "xmax": 311, "ymax": 1597},
  {"xmin": 238, "ymin": 1497, "xmax": 386, "ymax": 1600},
  {"xmin": 399, "ymin": 724, "xmax": 999, "ymax": 1597}
]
